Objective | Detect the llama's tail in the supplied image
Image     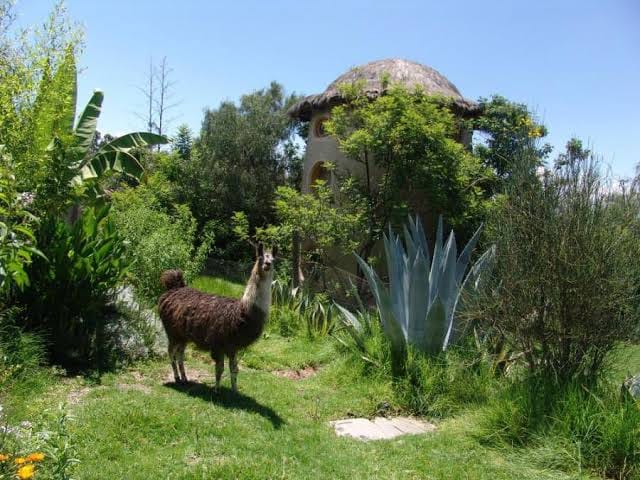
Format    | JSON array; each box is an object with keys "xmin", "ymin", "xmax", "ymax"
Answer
[{"xmin": 160, "ymin": 270, "xmax": 186, "ymax": 290}]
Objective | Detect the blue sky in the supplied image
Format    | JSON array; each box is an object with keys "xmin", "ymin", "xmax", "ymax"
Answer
[{"xmin": 17, "ymin": 0, "xmax": 640, "ymax": 177}]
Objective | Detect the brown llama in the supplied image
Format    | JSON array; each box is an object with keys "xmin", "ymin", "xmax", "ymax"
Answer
[{"xmin": 158, "ymin": 244, "xmax": 277, "ymax": 391}]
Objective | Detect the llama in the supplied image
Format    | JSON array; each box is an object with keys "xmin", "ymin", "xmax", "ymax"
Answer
[{"xmin": 158, "ymin": 244, "xmax": 276, "ymax": 391}]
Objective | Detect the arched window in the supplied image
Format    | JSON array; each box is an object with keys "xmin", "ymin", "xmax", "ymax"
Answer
[
  {"xmin": 314, "ymin": 116, "xmax": 329, "ymax": 138},
  {"xmin": 309, "ymin": 161, "xmax": 331, "ymax": 188}
]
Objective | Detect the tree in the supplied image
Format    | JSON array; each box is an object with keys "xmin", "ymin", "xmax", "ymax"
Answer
[
  {"xmin": 137, "ymin": 57, "xmax": 156, "ymax": 134},
  {"xmin": 89, "ymin": 130, "xmax": 115, "ymax": 154},
  {"xmin": 136, "ymin": 56, "xmax": 180, "ymax": 140},
  {"xmin": 325, "ymin": 82, "xmax": 493, "ymax": 266},
  {"xmin": 178, "ymin": 82, "xmax": 301, "ymax": 252},
  {"xmin": 0, "ymin": 0, "xmax": 83, "ymax": 190},
  {"xmin": 155, "ymin": 56, "xmax": 179, "ymax": 138},
  {"xmin": 173, "ymin": 123, "xmax": 193, "ymax": 160},
  {"xmin": 472, "ymin": 95, "xmax": 551, "ymax": 191}
]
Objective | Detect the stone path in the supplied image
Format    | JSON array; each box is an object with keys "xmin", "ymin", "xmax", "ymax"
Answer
[{"xmin": 330, "ymin": 416, "xmax": 436, "ymax": 441}]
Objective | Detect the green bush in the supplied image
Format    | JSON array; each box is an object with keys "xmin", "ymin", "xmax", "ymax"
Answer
[
  {"xmin": 111, "ymin": 183, "xmax": 212, "ymax": 303},
  {"xmin": 18, "ymin": 206, "xmax": 128, "ymax": 367},
  {"xmin": 476, "ymin": 140, "xmax": 640, "ymax": 384},
  {"xmin": 0, "ymin": 149, "xmax": 42, "ymax": 300},
  {"xmin": 395, "ymin": 348, "xmax": 496, "ymax": 418},
  {"xmin": 271, "ymin": 277, "xmax": 336, "ymax": 338},
  {"xmin": 268, "ymin": 305, "xmax": 301, "ymax": 337}
]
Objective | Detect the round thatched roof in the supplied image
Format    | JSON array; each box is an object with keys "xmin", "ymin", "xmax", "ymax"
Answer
[{"xmin": 288, "ymin": 58, "xmax": 479, "ymax": 121}]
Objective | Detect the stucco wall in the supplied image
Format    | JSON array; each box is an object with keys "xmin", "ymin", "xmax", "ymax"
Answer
[{"xmin": 302, "ymin": 110, "xmax": 368, "ymax": 193}]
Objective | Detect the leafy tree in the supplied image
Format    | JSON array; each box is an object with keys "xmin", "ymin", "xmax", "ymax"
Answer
[
  {"xmin": 177, "ymin": 82, "xmax": 302, "ymax": 255},
  {"xmin": 173, "ymin": 123, "xmax": 193, "ymax": 160},
  {"xmin": 472, "ymin": 95, "xmax": 551, "ymax": 190},
  {"xmin": 325, "ymin": 82, "xmax": 493, "ymax": 264},
  {"xmin": 256, "ymin": 183, "xmax": 362, "ymax": 257},
  {"xmin": 0, "ymin": 0, "xmax": 83, "ymax": 189}
]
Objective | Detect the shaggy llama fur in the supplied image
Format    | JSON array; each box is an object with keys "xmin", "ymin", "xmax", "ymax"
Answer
[{"xmin": 158, "ymin": 245, "xmax": 276, "ymax": 391}]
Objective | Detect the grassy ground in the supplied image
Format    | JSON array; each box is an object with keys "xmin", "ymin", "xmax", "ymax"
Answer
[
  {"xmin": 192, "ymin": 275, "xmax": 246, "ymax": 299},
  {"xmin": 0, "ymin": 276, "xmax": 605, "ymax": 479}
]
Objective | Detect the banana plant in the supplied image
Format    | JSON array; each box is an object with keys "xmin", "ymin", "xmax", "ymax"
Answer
[
  {"xmin": 67, "ymin": 90, "xmax": 167, "ymax": 187},
  {"xmin": 32, "ymin": 49, "xmax": 167, "ymax": 193},
  {"xmin": 339, "ymin": 216, "xmax": 495, "ymax": 361}
]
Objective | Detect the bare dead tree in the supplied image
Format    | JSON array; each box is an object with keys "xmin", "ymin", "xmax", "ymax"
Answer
[
  {"xmin": 136, "ymin": 56, "xmax": 181, "ymax": 151},
  {"xmin": 135, "ymin": 57, "xmax": 156, "ymax": 134},
  {"xmin": 155, "ymin": 56, "xmax": 180, "ymax": 138}
]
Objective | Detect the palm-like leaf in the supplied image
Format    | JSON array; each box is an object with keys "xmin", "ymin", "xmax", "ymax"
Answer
[
  {"xmin": 73, "ymin": 90, "xmax": 104, "ymax": 159},
  {"xmin": 97, "ymin": 132, "xmax": 166, "ymax": 151}
]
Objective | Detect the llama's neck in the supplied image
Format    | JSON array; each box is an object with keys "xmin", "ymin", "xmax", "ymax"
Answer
[{"xmin": 241, "ymin": 262, "xmax": 273, "ymax": 317}]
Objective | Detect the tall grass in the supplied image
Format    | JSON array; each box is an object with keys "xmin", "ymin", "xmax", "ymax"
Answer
[
  {"xmin": 480, "ymin": 375, "xmax": 640, "ymax": 479},
  {"xmin": 0, "ymin": 309, "xmax": 45, "ymax": 386},
  {"xmin": 395, "ymin": 346, "xmax": 496, "ymax": 418}
]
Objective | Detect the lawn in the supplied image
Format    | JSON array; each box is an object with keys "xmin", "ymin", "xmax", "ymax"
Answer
[{"xmin": 1, "ymin": 277, "xmax": 601, "ymax": 479}]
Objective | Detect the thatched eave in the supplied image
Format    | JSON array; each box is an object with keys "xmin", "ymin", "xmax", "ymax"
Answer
[{"xmin": 287, "ymin": 58, "xmax": 481, "ymax": 121}]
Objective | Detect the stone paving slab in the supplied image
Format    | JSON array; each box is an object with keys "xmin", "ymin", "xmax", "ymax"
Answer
[{"xmin": 330, "ymin": 416, "xmax": 436, "ymax": 441}]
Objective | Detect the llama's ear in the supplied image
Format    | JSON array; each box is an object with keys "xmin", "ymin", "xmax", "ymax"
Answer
[
  {"xmin": 257, "ymin": 242, "xmax": 264, "ymax": 258},
  {"xmin": 272, "ymin": 245, "xmax": 278, "ymax": 257}
]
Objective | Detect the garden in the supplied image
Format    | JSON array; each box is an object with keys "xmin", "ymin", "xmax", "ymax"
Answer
[{"xmin": 1, "ymin": 2, "xmax": 640, "ymax": 479}]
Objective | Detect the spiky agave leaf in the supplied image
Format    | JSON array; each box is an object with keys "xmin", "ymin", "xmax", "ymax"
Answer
[
  {"xmin": 355, "ymin": 254, "xmax": 406, "ymax": 356},
  {"xmin": 353, "ymin": 214, "xmax": 494, "ymax": 358}
]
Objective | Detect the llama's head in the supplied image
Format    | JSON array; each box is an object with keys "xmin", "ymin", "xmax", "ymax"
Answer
[{"xmin": 255, "ymin": 243, "xmax": 278, "ymax": 275}]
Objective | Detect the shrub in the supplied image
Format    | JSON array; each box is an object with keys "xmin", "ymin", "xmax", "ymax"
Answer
[
  {"xmin": 268, "ymin": 305, "xmax": 301, "ymax": 337},
  {"xmin": 111, "ymin": 184, "xmax": 212, "ymax": 303},
  {"xmin": 17, "ymin": 206, "xmax": 129, "ymax": 367},
  {"xmin": 395, "ymin": 346, "xmax": 496, "ymax": 418},
  {"xmin": 477, "ymin": 140, "xmax": 640, "ymax": 384},
  {"xmin": 271, "ymin": 277, "xmax": 336, "ymax": 338},
  {"xmin": 0, "ymin": 149, "xmax": 42, "ymax": 301}
]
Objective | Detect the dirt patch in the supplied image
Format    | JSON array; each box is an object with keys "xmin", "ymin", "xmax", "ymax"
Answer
[
  {"xmin": 164, "ymin": 366, "xmax": 211, "ymax": 384},
  {"xmin": 67, "ymin": 387, "xmax": 92, "ymax": 405},
  {"xmin": 116, "ymin": 383, "xmax": 152, "ymax": 394},
  {"xmin": 272, "ymin": 365, "xmax": 318, "ymax": 380}
]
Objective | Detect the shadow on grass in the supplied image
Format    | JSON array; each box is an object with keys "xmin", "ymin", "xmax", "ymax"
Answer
[{"xmin": 164, "ymin": 381, "xmax": 285, "ymax": 429}]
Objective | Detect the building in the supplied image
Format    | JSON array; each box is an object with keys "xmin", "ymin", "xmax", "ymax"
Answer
[
  {"xmin": 287, "ymin": 58, "xmax": 479, "ymax": 194},
  {"xmin": 286, "ymin": 58, "xmax": 480, "ymax": 283}
]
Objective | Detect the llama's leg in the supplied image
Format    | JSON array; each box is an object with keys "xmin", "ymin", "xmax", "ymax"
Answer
[
  {"xmin": 212, "ymin": 352, "xmax": 224, "ymax": 389},
  {"xmin": 168, "ymin": 341, "xmax": 180, "ymax": 383},
  {"xmin": 229, "ymin": 352, "xmax": 239, "ymax": 392},
  {"xmin": 176, "ymin": 343, "xmax": 188, "ymax": 383}
]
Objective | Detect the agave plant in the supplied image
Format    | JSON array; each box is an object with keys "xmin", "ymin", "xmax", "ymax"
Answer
[{"xmin": 338, "ymin": 216, "xmax": 495, "ymax": 363}]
